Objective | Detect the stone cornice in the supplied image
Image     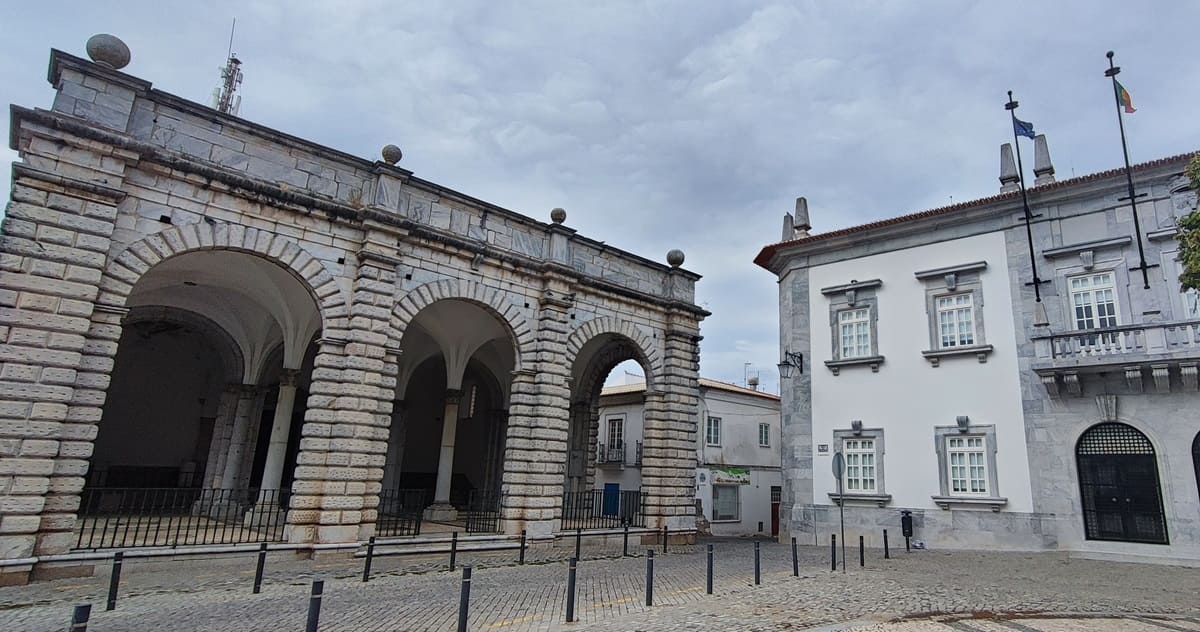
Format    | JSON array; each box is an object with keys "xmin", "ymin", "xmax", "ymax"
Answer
[
  {"xmin": 819, "ymin": 279, "xmax": 882, "ymax": 296},
  {"xmin": 913, "ymin": 261, "xmax": 987, "ymax": 280},
  {"xmin": 11, "ymin": 162, "xmax": 127, "ymax": 201},
  {"xmin": 1042, "ymin": 236, "xmax": 1132, "ymax": 259}
]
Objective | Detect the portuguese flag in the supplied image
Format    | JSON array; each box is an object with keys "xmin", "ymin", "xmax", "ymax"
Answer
[{"xmin": 1115, "ymin": 80, "xmax": 1136, "ymax": 114}]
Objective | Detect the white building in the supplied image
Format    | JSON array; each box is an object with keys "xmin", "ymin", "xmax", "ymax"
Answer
[
  {"xmin": 756, "ymin": 141, "xmax": 1200, "ymax": 563},
  {"xmin": 594, "ymin": 377, "xmax": 782, "ymax": 537}
]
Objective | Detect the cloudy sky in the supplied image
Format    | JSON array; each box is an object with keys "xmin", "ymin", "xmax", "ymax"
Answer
[{"xmin": 2, "ymin": 1, "xmax": 1197, "ymax": 391}]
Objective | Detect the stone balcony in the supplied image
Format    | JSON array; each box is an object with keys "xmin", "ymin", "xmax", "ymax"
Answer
[{"xmin": 1032, "ymin": 320, "xmax": 1200, "ymax": 396}]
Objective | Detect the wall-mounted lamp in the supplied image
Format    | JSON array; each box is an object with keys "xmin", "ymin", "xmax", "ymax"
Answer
[
  {"xmin": 777, "ymin": 351, "xmax": 804, "ymax": 379},
  {"xmin": 955, "ymin": 415, "xmax": 970, "ymax": 433}
]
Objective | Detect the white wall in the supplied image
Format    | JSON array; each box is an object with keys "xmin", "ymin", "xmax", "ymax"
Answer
[
  {"xmin": 807, "ymin": 230, "xmax": 1033, "ymax": 512},
  {"xmin": 593, "ymin": 399, "xmax": 644, "ymax": 492},
  {"xmin": 697, "ymin": 467, "xmax": 782, "ymax": 536},
  {"xmin": 698, "ymin": 388, "xmax": 780, "ymax": 469}
]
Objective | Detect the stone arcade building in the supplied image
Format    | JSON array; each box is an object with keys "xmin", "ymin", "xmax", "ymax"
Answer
[{"xmin": 0, "ymin": 38, "xmax": 705, "ymax": 582}]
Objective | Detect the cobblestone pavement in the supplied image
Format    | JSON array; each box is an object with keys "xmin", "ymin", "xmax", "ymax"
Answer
[{"xmin": 0, "ymin": 539, "xmax": 1196, "ymax": 631}]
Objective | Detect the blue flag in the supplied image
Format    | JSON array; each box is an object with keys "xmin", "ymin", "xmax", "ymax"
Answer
[{"xmin": 1014, "ymin": 117, "xmax": 1035, "ymax": 139}]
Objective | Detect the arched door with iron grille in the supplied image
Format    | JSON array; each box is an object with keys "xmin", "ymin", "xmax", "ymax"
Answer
[{"xmin": 1076, "ymin": 422, "xmax": 1168, "ymax": 544}]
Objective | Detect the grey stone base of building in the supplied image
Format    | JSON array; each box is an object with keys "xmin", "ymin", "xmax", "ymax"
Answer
[{"xmin": 790, "ymin": 503, "xmax": 1058, "ymax": 551}]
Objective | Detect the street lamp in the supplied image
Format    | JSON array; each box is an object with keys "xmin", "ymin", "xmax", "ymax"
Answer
[{"xmin": 777, "ymin": 351, "xmax": 803, "ymax": 379}]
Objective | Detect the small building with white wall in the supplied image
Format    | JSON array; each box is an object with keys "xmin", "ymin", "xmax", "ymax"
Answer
[{"xmin": 594, "ymin": 376, "xmax": 782, "ymax": 537}]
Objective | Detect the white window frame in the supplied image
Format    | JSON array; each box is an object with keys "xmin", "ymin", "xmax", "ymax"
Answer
[
  {"xmin": 705, "ymin": 416, "xmax": 722, "ymax": 446},
  {"xmin": 838, "ymin": 307, "xmax": 872, "ymax": 359},
  {"xmin": 711, "ymin": 484, "xmax": 740, "ymax": 522},
  {"xmin": 842, "ymin": 438, "xmax": 878, "ymax": 493},
  {"xmin": 931, "ymin": 424, "xmax": 1005, "ymax": 509},
  {"xmin": 758, "ymin": 423, "xmax": 770, "ymax": 447},
  {"xmin": 607, "ymin": 416, "xmax": 624, "ymax": 452},
  {"xmin": 936, "ymin": 293, "xmax": 976, "ymax": 348},
  {"xmin": 1069, "ymin": 271, "xmax": 1119, "ymax": 331},
  {"xmin": 945, "ymin": 435, "xmax": 988, "ymax": 496}
]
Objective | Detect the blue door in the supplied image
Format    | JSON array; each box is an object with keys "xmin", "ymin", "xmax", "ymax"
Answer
[{"xmin": 602, "ymin": 483, "xmax": 620, "ymax": 516}]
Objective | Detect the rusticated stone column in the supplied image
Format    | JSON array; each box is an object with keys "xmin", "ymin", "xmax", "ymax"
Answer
[
  {"xmin": 641, "ymin": 322, "xmax": 701, "ymax": 531},
  {"xmin": 286, "ymin": 252, "xmax": 398, "ymax": 544},
  {"xmin": 500, "ymin": 287, "xmax": 572, "ymax": 537}
]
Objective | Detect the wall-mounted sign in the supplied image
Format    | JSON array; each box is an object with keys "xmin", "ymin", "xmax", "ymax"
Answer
[
  {"xmin": 817, "ymin": 444, "xmax": 830, "ymax": 455},
  {"xmin": 710, "ymin": 467, "xmax": 751, "ymax": 485}
]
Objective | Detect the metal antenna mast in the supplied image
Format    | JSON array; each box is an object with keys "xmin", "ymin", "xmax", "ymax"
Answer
[{"xmin": 213, "ymin": 19, "xmax": 243, "ymax": 115}]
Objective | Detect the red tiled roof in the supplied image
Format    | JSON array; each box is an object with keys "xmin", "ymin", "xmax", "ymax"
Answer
[{"xmin": 753, "ymin": 151, "xmax": 1196, "ymax": 269}]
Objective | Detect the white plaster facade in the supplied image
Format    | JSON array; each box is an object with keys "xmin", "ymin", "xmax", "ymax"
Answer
[
  {"xmin": 0, "ymin": 42, "xmax": 707, "ymax": 583},
  {"xmin": 758, "ymin": 147, "xmax": 1200, "ymax": 562},
  {"xmin": 593, "ymin": 378, "xmax": 781, "ymax": 537}
]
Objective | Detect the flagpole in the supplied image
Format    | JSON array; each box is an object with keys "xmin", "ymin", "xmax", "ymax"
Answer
[
  {"xmin": 1106, "ymin": 51, "xmax": 1151, "ymax": 290},
  {"xmin": 1005, "ymin": 91, "xmax": 1045, "ymax": 305}
]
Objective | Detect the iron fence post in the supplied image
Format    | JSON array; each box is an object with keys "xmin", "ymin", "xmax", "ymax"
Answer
[
  {"xmin": 70, "ymin": 604, "xmax": 91, "ymax": 631},
  {"xmin": 363, "ymin": 536, "xmax": 376, "ymax": 583},
  {"xmin": 645, "ymin": 549, "xmax": 654, "ymax": 606},
  {"xmin": 105, "ymin": 551, "xmax": 123, "ymax": 611},
  {"xmin": 305, "ymin": 579, "xmax": 323, "ymax": 632},
  {"xmin": 457, "ymin": 566, "xmax": 472, "ymax": 632},
  {"xmin": 450, "ymin": 531, "xmax": 458, "ymax": 571},
  {"xmin": 791, "ymin": 537, "xmax": 798, "ymax": 576},
  {"xmin": 253, "ymin": 542, "xmax": 267, "ymax": 593},
  {"xmin": 565, "ymin": 557, "xmax": 577, "ymax": 623},
  {"xmin": 705, "ymin": 544, "xmax": 713, "ymax": 595},
  {"xmin": 519, "ymin": 529, "xmax": 527, "ymax": 564}
]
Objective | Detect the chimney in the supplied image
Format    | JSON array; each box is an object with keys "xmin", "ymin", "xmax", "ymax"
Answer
[
  {"xmin": 793, "ymin": 197, "xmax": 811, "ymax": 237},
  {"xmin": 1033, "ymin": 134, "xmax": 1055, "ymax": 186},
  {"xmin": 999, "ymin": 144, "xmax": 1020, "ymax": 193}
]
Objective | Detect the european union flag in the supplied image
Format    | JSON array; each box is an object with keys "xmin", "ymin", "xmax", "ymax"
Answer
[{"xmin": 1014, "ymin": 117, "xmax": 1035, "ymax": 139}]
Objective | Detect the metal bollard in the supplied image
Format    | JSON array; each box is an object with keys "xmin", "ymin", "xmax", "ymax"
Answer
[
  {"xmin": 70, "ymin": 604, "xmax": 91, "ymax": 631},
  {"xmin": 906, "ymin": 534, "xmax": 911, "ymax": 553},
  {"xmin": 363, "ymin": 536, "xmax": 376, "ymax": 583},
  {"xmin": 754, "ymin": 541, "xmax": 761, "ymax": 585},
  {"xmin": 519, "ymin": 529, "xmax": 527, "ymax": 565},
  {"xmin": 705, "ymin": 544, "xmax": 713, "ymax": 595},
  {"xmin": 305, "ymin": 579, "xmax": 324, "ymax": 632},
  {"xmin": 457, "ymin": 566, "xmax": 472, "ymax": 632},
  {"xmin": 791, "ymin": 537, "xmax": 799, "ymax": 577},
  {"xmin": 662, "ymin": 525, "xmax": 668, "ymax": 553},
  {"xmin": 575, "ymin": 527, "xmax": 582, "ymax": 560},
  {"xmin": 883, "ymin": 529, "xmax": 890, "ymax": 559},
  {"xmin": 105, "ymin": 551, "xmax": 123, "ymax": 611},
  {"xmin": 859, "ymin": 535, "xmax": 865, "ymax": 567},
  {"xmin": 253, "ymin": 542, "xmax": 268, "ymax": 594},
  {"xmin": 450, "ymin": 531, "xmax": 458, "ymax": 571},
  {"xmin": 565, "ymin": 557, "xmax": 578, "ymax": 623},
  {"xmin": 623, "ymin": 524, "xmax": 629, "ymax": 557},
  {"xmin": 646, "ymin": 549, "xmax": 655, "ymax": 606},
  {"xmin": 830, "ymin": 534, "xmax": 836, "ymax": 572}
]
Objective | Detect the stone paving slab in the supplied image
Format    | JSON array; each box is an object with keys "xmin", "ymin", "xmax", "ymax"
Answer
[{"xmin": 0, "ymin": 541, "xmax": 1197, "ymax": 631}]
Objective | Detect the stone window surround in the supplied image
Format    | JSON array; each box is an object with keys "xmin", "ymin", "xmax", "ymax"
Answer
[
  {"xmin": 758, "ymin": 422, "xmax": 771, "ymax": 448},
  {"xmin": 829, "ymin": 426, "xmax": 892, "ymax": 507},
  {"xmin": 821, "ymin": 279, "xmax": 885, "ymax": 375},
  {"xmin": 1161, "ymin": 248, "xmax": 1200, "ymax": 321},
  {"xmin": 932, "ymin": 423, "xmax": 1007, "ymax": 511},
  {"xmin": 711, "ymin": 483, "xmax": 740, "ymax": 522},
  {"xmin": 1046, "ymin": 241, "xmax": 1135, "ymax": 330},
  {"xmin": 914, "ymin": 261, "xmax": 994, "ymax": 366}
]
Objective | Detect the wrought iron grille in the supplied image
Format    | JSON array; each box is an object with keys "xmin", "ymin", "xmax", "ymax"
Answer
[
  {"xmin": 1076, "ymin": 423, "xmax": 1168, "ymax": 544},
  {"xmin": 463, "ymin": 490, "xmax": 501, "ymax": 533},
  {"xmin": 377, "ymin": 488, "xmax": 425, "ymax": 537},
  {"xmin": 75, "ymin": 487, "xmax": 287, "ymax": 550},
  {"xmin": 561, "ymin": 489, "xmax": 646, "ymax": 530}
]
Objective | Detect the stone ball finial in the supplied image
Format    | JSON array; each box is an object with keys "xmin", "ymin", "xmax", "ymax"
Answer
[
  {"xmin": 85, "ymin": 34, "xmax": 131, "ymax": 70},
  {"xmin": 381, "ymin": 144, "xmax": 403, "ymax": 165},
  {"xmin": 550, "ymin": 207, "xmax": 567, "ymax": 224},
  {"xmin": 667, "ymin": 249, "xmax": 685, "ymax": 268}
]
